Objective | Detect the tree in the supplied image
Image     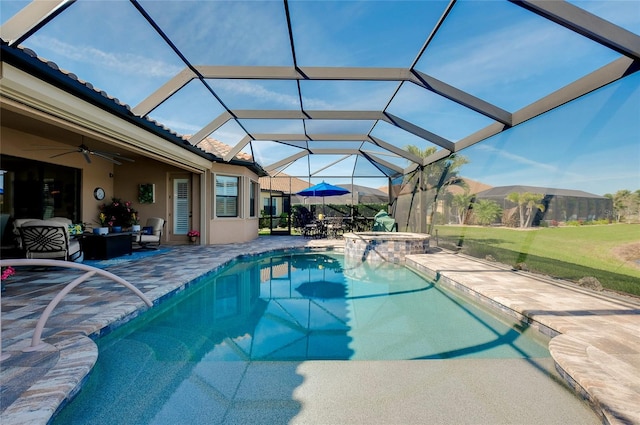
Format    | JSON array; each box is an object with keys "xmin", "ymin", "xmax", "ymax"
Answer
[
  {"xmin": 473, "ymin": 199, "xmax": 502, "ymax": 226},
  {"xmin": 505, "ymin": 192, "xmax": 545, "ymax": 228},
  {"xmin": 405, "ymin": 146, "xmax": 468, "ymax": 234},
  {"xmin": 608, "ymin": 189, "xmax": 640, "ymax": 223},
  {"xmin": 451, "ymin": 192, "xmax": 474, "ymax": 224}
]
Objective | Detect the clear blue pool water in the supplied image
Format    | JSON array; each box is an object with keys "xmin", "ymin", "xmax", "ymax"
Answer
[{"xmin": 54, "ymin": 252, "xmax": 550, "ymax": 423}]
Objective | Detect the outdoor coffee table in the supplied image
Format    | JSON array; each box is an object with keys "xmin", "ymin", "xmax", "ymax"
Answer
[{"xmin": 82, "ymin": 232, "xmax": 133, "ymax": 260}]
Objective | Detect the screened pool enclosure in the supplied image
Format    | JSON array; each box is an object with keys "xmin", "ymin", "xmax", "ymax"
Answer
[{"xmin": 1, "ymin": 1, "xmax": 639, "ymax": 291}]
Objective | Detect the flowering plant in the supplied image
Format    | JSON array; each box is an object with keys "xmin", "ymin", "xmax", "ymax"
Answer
[
  {"xmin": 187, "ymin": 230, "xmax": 200, "ymax": 238},
  {"xmin": 1, "ymin": 266, "xmax": 15, "ymax": 281},
  {"xmin": 98, "ymin": 212, "xmax": 108, "ymax": 226},
  {"xmin": 98, "ymin": 198, "xmax": 138, "ymax": 227},
  {"xmin": 1, "ymin": 266, "xmax": 14, "ymax": 292}
]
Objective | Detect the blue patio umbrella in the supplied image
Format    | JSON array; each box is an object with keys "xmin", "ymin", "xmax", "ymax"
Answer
[{"xmin": 297, "ymin": 182, "xmax": 350, "ymax": 215}]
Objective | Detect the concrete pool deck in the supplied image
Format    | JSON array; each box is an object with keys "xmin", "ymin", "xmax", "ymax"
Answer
[{"xmin": 0, "ymin": 236, "xmax": 638, "ymax": 424}]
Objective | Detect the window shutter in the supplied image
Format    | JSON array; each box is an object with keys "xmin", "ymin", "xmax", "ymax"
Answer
[{"xmin": 174, "ymin": 180, "xmax": 189, "ymax": 234}]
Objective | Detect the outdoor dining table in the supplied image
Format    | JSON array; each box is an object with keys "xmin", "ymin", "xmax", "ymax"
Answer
[{"xmin": 302, "ymin": 221, "xmax": 326, "ymax": 239}]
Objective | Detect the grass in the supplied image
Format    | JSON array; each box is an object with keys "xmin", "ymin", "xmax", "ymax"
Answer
[{"xmin": 434, "ymin": 224, "xmax": 640, "ymax": 296}]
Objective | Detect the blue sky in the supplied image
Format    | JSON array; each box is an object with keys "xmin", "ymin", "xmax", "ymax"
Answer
[{"xmin": 1, "ymin": 0, "xmax": 638, "ymax": 194}]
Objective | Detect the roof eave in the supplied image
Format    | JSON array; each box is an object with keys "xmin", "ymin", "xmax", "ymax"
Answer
[{"xmin": 0, "ymin": 42, "xmax": 224, "ymax": 164}]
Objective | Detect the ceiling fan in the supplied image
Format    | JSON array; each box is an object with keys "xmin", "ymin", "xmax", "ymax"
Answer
[{"xmin": 31, "ymin": 143, "xmax": 135, "ymax": 165}]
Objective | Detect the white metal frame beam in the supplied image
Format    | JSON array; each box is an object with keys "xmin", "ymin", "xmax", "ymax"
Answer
[
  {"xmin": 7, "ymin": 0, "xmax": 638, "ymax": 181},
  {"xmin": 0, "ymin": 0, "xmax": 73, "ymax": 46}
]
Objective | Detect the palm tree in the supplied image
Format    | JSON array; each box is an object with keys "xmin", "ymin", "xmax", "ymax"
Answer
[
  {"xmin": 405, "ymin": 146, "xmax": 468, "ymax": 234},
  {"xmin": 451, "ymin": 192, "xmax": 474, "ymax": 224},
  {"xmin": 472, "ymin": 199, "xmax": 502, "ymax": 225},
  {"xmin": 505, "ymin": 192, "xmax": 546, "ymax": 227}
]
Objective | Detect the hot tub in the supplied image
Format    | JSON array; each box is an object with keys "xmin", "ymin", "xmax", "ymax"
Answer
[{"xmin": 343, "ymin": 232, "xmax": 430, "ymax": 265}]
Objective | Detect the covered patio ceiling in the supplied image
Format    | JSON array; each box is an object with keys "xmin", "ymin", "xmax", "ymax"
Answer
[{"xmin": 1, "ymin": 1, "xmax": 639, "ymax": 183}]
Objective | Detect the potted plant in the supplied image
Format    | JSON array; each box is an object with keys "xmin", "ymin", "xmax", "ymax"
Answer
[
  {"xmin": 94, "ymin": 212, "xmax": 109, "ymax": 235},
  {"xmin": 99, "ymin": 198, "xmax": 138, "ymax": 232},
  {"xmin": 1, "ymin": 266, "xmax": 15, "ymax": 292},
  {"xmin": 187, "ymin": 230, "xmax": 200, "ymax": 243},
  {"xmin": 131, "ymin": 212, "xmax": 141, "ymax": 232}
]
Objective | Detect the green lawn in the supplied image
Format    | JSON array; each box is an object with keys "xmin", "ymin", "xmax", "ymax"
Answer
[{"xmin": 434, "ymin": 224, "xmax": 640, "ymax": 296}]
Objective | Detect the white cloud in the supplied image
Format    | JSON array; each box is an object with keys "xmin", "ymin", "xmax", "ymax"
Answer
[
  {"xmin": 421, "ymin": 7, "xmax": 616, "ymax": 107},
  {"xmin": 30, "ymin": 36, "xmax": 182, "ymax": 78},
  {"xmin": 216, "ymin": 80, "xmax": 302, "ymax": 108},
  {"xmin": 476, "ymin": 144, "xmax": 558, "ymax": 173}
]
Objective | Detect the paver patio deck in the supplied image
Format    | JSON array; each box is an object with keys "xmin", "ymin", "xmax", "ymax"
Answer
[
  {"xmin": 1, "ymin": 236, "xmax": 638, "ymax": 424},
  {"xmin": 407, "ymin": 250, "xmax": 640, "ymax": 425}
]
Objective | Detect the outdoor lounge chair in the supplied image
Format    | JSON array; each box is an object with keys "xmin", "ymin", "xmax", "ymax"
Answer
[
  {"xmin": 134, "ymin": 217, "xmax": 165, "ymax": 250},
  {"xmin": 18, "ymin": 219, "xmax": 83, "ymax": 261}
]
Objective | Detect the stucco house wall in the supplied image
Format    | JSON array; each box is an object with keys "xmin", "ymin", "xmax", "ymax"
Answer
[{"xmin": 210, "ymin": 163, "xmax": 259, "ymax": 245}]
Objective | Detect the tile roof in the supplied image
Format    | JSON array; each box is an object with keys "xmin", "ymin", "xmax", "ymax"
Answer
[
  {"xmin": 14, "ymin": 46, "xmax": 189, "ymax": 142},
  {"xmin": 3, "ymin": 44, "xmax": 260, "ymax": 172},
  {"xmin": 447, "ymin": 178, "xmax": 493, "ymax": 195},
  {"xmin": 3, "ymin": 43, "xmax": 269, "ymax": 176},
  {"xmin": 258, "ymin": 173, "xmax": 311, "ymax": 193},
  {"xmin": 194, "ymin": 136, "xmax": 253, "ymax": 162},
  {"xmin": 476, "ymin": 185, "xmax": 606, "ymax": 199}
]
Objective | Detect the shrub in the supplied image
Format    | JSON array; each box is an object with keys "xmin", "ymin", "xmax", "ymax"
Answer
[
  {"xmin": 259, "ymin": 210, "xmax": 271, "ymax": 229},
  {"xmin": 99, "ymin": 198, "xmax": 138, "ymax": 227},
  {"xmin": 278, "ymin": 212, "xmax": 289, "ymax": 228}
]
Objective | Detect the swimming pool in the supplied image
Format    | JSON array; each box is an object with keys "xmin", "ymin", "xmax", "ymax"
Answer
[{"xmin": 53, "ymin": 252, "xmax": 594, "ymax": 424}]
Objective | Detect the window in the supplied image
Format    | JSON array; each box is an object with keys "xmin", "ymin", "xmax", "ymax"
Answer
[
  {"xmin": 0, "ymin": 155, "xmax": 81, "ymax": 223},
  {"xmin": 250, "ymin": 180, "xmax": 258, "ymax": 217},
  {"xmin": 216, "ymin": 175, "xmax": 239, "ymax": 217},
  {"xmin": 263, "ymin": 197, "xmax": 276, "ymax": 216}
]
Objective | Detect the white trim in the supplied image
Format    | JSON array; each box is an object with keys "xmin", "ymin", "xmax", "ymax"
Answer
[{"xmin": 213, "ymin": 173, "xmax": 242, "ymax": 219}]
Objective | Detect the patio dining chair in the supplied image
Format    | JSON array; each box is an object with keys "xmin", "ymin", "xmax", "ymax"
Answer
[
  {"xmin": 326, "ymin": 216, "xmax": 345, "ymax": 239},
  {"xmin": 18, "ymin": 219, "xmax": 83, "ymax": 261},
  {"xmin": 134, "ymin": 217, "xmax": 165, "ymax": 250}
]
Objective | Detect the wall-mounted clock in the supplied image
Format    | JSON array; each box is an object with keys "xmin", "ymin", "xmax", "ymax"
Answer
[{"xmin": 94, "ymin": 187, "xmax": 105, "ymax": 201}]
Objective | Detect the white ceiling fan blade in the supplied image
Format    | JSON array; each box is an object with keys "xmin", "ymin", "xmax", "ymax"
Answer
[{"xmin": 82, "ymin": 151, "xmax": 92, "ymax": 164}]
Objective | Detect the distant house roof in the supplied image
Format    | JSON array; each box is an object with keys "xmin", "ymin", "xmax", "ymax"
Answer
[
  {"xmin": 475, "ymin": 185, "xmax": 607, "ymax": 199},
  {"xmin": 291, "ymin": 183, "xmax": 388, "ymax": 205},
  {"xmin": 447, "ymin": 178, "xmax": 493, "ymax": 195},
  {"xmin": 383, "ymin": 177, "xmax": 492, "ymax": 196},
  {"xmin": 258, "ymin": 174, "xmax": 311, "ymax": 194},
  {"xmin": 337, "ymin": 184, "xmax": 389, "ymax": 204}
]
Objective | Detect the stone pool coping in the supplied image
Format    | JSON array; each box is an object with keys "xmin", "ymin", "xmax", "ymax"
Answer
[
  {"xmin": 406, "ymin": 251, "xmax": 640, "ymax": 425},
  {"xmin": 1, "ymin": 238, "xmax": 638, "ymax": 424}
]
